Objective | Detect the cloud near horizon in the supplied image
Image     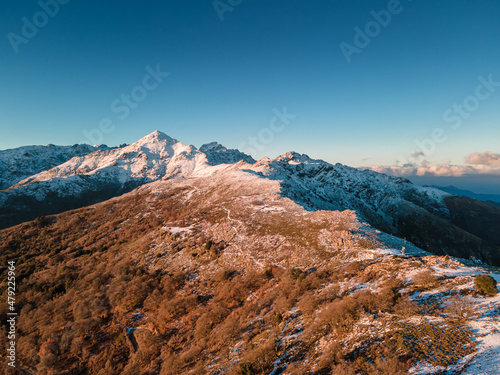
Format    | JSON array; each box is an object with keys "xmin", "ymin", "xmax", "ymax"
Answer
[
  {"xmin": 369, "ymin": 151, "xmax": 500, "ymax": 177},
  {"xmin": 465, "ymin": 151, "xmax": 500, "ymax": 167}
]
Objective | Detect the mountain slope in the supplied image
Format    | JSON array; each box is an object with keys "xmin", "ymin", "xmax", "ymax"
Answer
[
  {"xmin": 0, "ymin": 165, "xmax": 498, "ymax": 374},
  {"xmin": 246, "ymin": 152, "xmax": 500, "ymax": 265},
  {"xmin": 444, "ymin": 196, "xmax": 500, "ymax": 247}
]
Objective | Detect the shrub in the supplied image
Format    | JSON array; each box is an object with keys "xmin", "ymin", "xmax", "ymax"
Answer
[
  {"xmin": 413, "ymin": 269, "xmax": 437, "ymax": 290},
  {"xmin": 37, "ymin": 338, "xmax": 59, "ymax": 371},
  {"xmin": 366, "ymin": 355, "xmax": 408, "ymax": 374},
  {"xmin": 474, "ymin": 275, "xmax": 498, "ymax": 296},
  {"xmin": 158, "ymin": 295, "xmax": 198, "ymax": 321},
  {"xmin": 321, "ymin": 297, "xmax": 360, "ymax": 334},
  {"xmin": 161, "ymin": 271, "xmax": 186, "ymax": 298},
  {"xmin": 444, "ymin": 294, "xmax": 475, "ymax": 322},
  {"xmin": 275, "ymin": 312, "xmax": 283, "ymax": 324},
  {"xmin": 238, "ymin": 336, "xmax": 277, "ymax": 374},
  {"xmin": 393, "ymin": 299, "xmax": 418, "ymax": 317},
  {"xmin": 344, "ymin": 261, "xmax": 364, "ymax": 277},
  {"xmin": 388, "ymin": 321, "xmax": 475, "ymax": 368},
  {"xmin": 237, "ymin": 363, "xmax": 254, "ymax": 375},
  {"xmin": 299, "ymin": 294, "xmax": 320, "ymax": 316},
  {"xmin": 290, "ymin": 267, "xmax": 306, "ymax": 281}
]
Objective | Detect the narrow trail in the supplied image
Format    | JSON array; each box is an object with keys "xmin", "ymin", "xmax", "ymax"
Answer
[{"xmin": 222, "ymin": 206, "xmax": 242, "ymax": 236}]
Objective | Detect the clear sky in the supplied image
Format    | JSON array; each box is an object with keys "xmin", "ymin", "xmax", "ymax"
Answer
[{"xmin": 1, "ymin": 0, "xmax": 500, "ymax": 190}]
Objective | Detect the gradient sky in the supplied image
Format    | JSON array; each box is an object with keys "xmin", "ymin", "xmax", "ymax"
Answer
[{"xmin": 1, "ymin": 0, "xmax": 500, "ymax": 174}]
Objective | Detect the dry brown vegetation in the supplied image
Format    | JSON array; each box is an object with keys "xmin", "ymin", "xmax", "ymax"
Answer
[{"xmin": 0, "ymin": 181, "xmax": 492, "ymax": 374}]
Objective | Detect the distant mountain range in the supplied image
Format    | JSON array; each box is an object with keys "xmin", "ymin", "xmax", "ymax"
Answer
[
  {"xmin": 1, "ymin": 130, "xmax": 499, "ymax": 265},
  {"xmin": 432, "ymin": 185, "xmax": 500, "ymax": 206}
]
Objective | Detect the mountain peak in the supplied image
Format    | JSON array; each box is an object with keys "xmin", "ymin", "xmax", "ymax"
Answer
[
  {"xmin": 141, "ymin": 130, "xmax": 177, "ymax": 143},
  {"xmin": 200, "ymin": 142, "xmax": 256, "ymax": 165},
  {"xmin": 200, "ymin": 142, "xmax": 225, "ymax": 152},
  {"xmin": 274, "ymin": 151, "xmax": 318, "ymax": 164},
  {"xmin": 129, "ymin": 131, "xmax": 180, "ymax": 152}
]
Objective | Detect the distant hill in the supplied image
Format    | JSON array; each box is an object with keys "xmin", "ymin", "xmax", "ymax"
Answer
[{"xmin": 432, "ymin": 185, "xmax": 500, "ymax": 206}]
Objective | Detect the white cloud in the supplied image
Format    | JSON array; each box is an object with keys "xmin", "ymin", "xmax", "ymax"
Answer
[
  {"xmin": 369, "ymin": 151, "xmax": 500, "ymax": 177},
  {"xmin": 465, "ymin": 151, "xmax": 500, "ymax": 167}
]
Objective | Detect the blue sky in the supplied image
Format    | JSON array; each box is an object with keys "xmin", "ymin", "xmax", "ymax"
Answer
[{"xmin": 1, "ymin": 0, "xmax": 500, "ymax": 191}]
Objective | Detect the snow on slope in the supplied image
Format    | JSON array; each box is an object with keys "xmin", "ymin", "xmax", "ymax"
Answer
[
  {"xmin": 1, "ymin": 131, "xmax": 259, "ymax": 204},
  {"xmin": 0, "ymin": 132, "xmax": 453, "ymax": 234},
  {"xmin": 5, "ymin": 131, "xmax": 212, "ymax": 200},
  {"xmin": 1, "ymin": 131, "xmax": 449, "ymax": 211},
  {"xmin": 246, "ymin": 151, "xmax": 450, "ymax": 225},
  {"xmin": 0, "ymin": 143, "xmax": 112, "ymax": 190}
]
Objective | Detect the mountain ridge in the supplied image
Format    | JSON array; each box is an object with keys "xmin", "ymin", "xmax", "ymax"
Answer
[{"xmin": 0, "ymin": 143, "xmax": 113, "ymax": 190}]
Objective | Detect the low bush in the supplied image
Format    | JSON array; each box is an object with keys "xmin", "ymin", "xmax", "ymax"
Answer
[
  {"xmin": 444, "ymin": 294, "xmax": 475, "ymax": 322},
  {"xmin": 474, "ymin": 275, "xmax": 498, "ymax": 296},
  {"xmin": 413, "ymin": 269, "xmax": 437, "ymax": 290}
]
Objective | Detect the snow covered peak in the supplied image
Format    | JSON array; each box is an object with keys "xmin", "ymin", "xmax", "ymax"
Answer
[
  {"xmin": 124, "ymin": 130, "xmax": 177, "ymax": 155},
  {"xmin": 134, "ymin": 130, "xmax": 177, "ymax": 147},
  {"xmin": 199, "ymin": 142, "xmax": 221, "ymax": 152},
  {"xmin": 2, "ymin": 131, "xmax": 494, "ymax": 268},
  {"xmin": 9, "ymin": 131, "xmax": 208, "ymax": 196},
  {"xmin": 273, "ymin": 151, "xmax": 321, "ymax": 165},
  {"xmin": 199, "ymin": 142, "xmax": 256, "ymax": 166}
]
